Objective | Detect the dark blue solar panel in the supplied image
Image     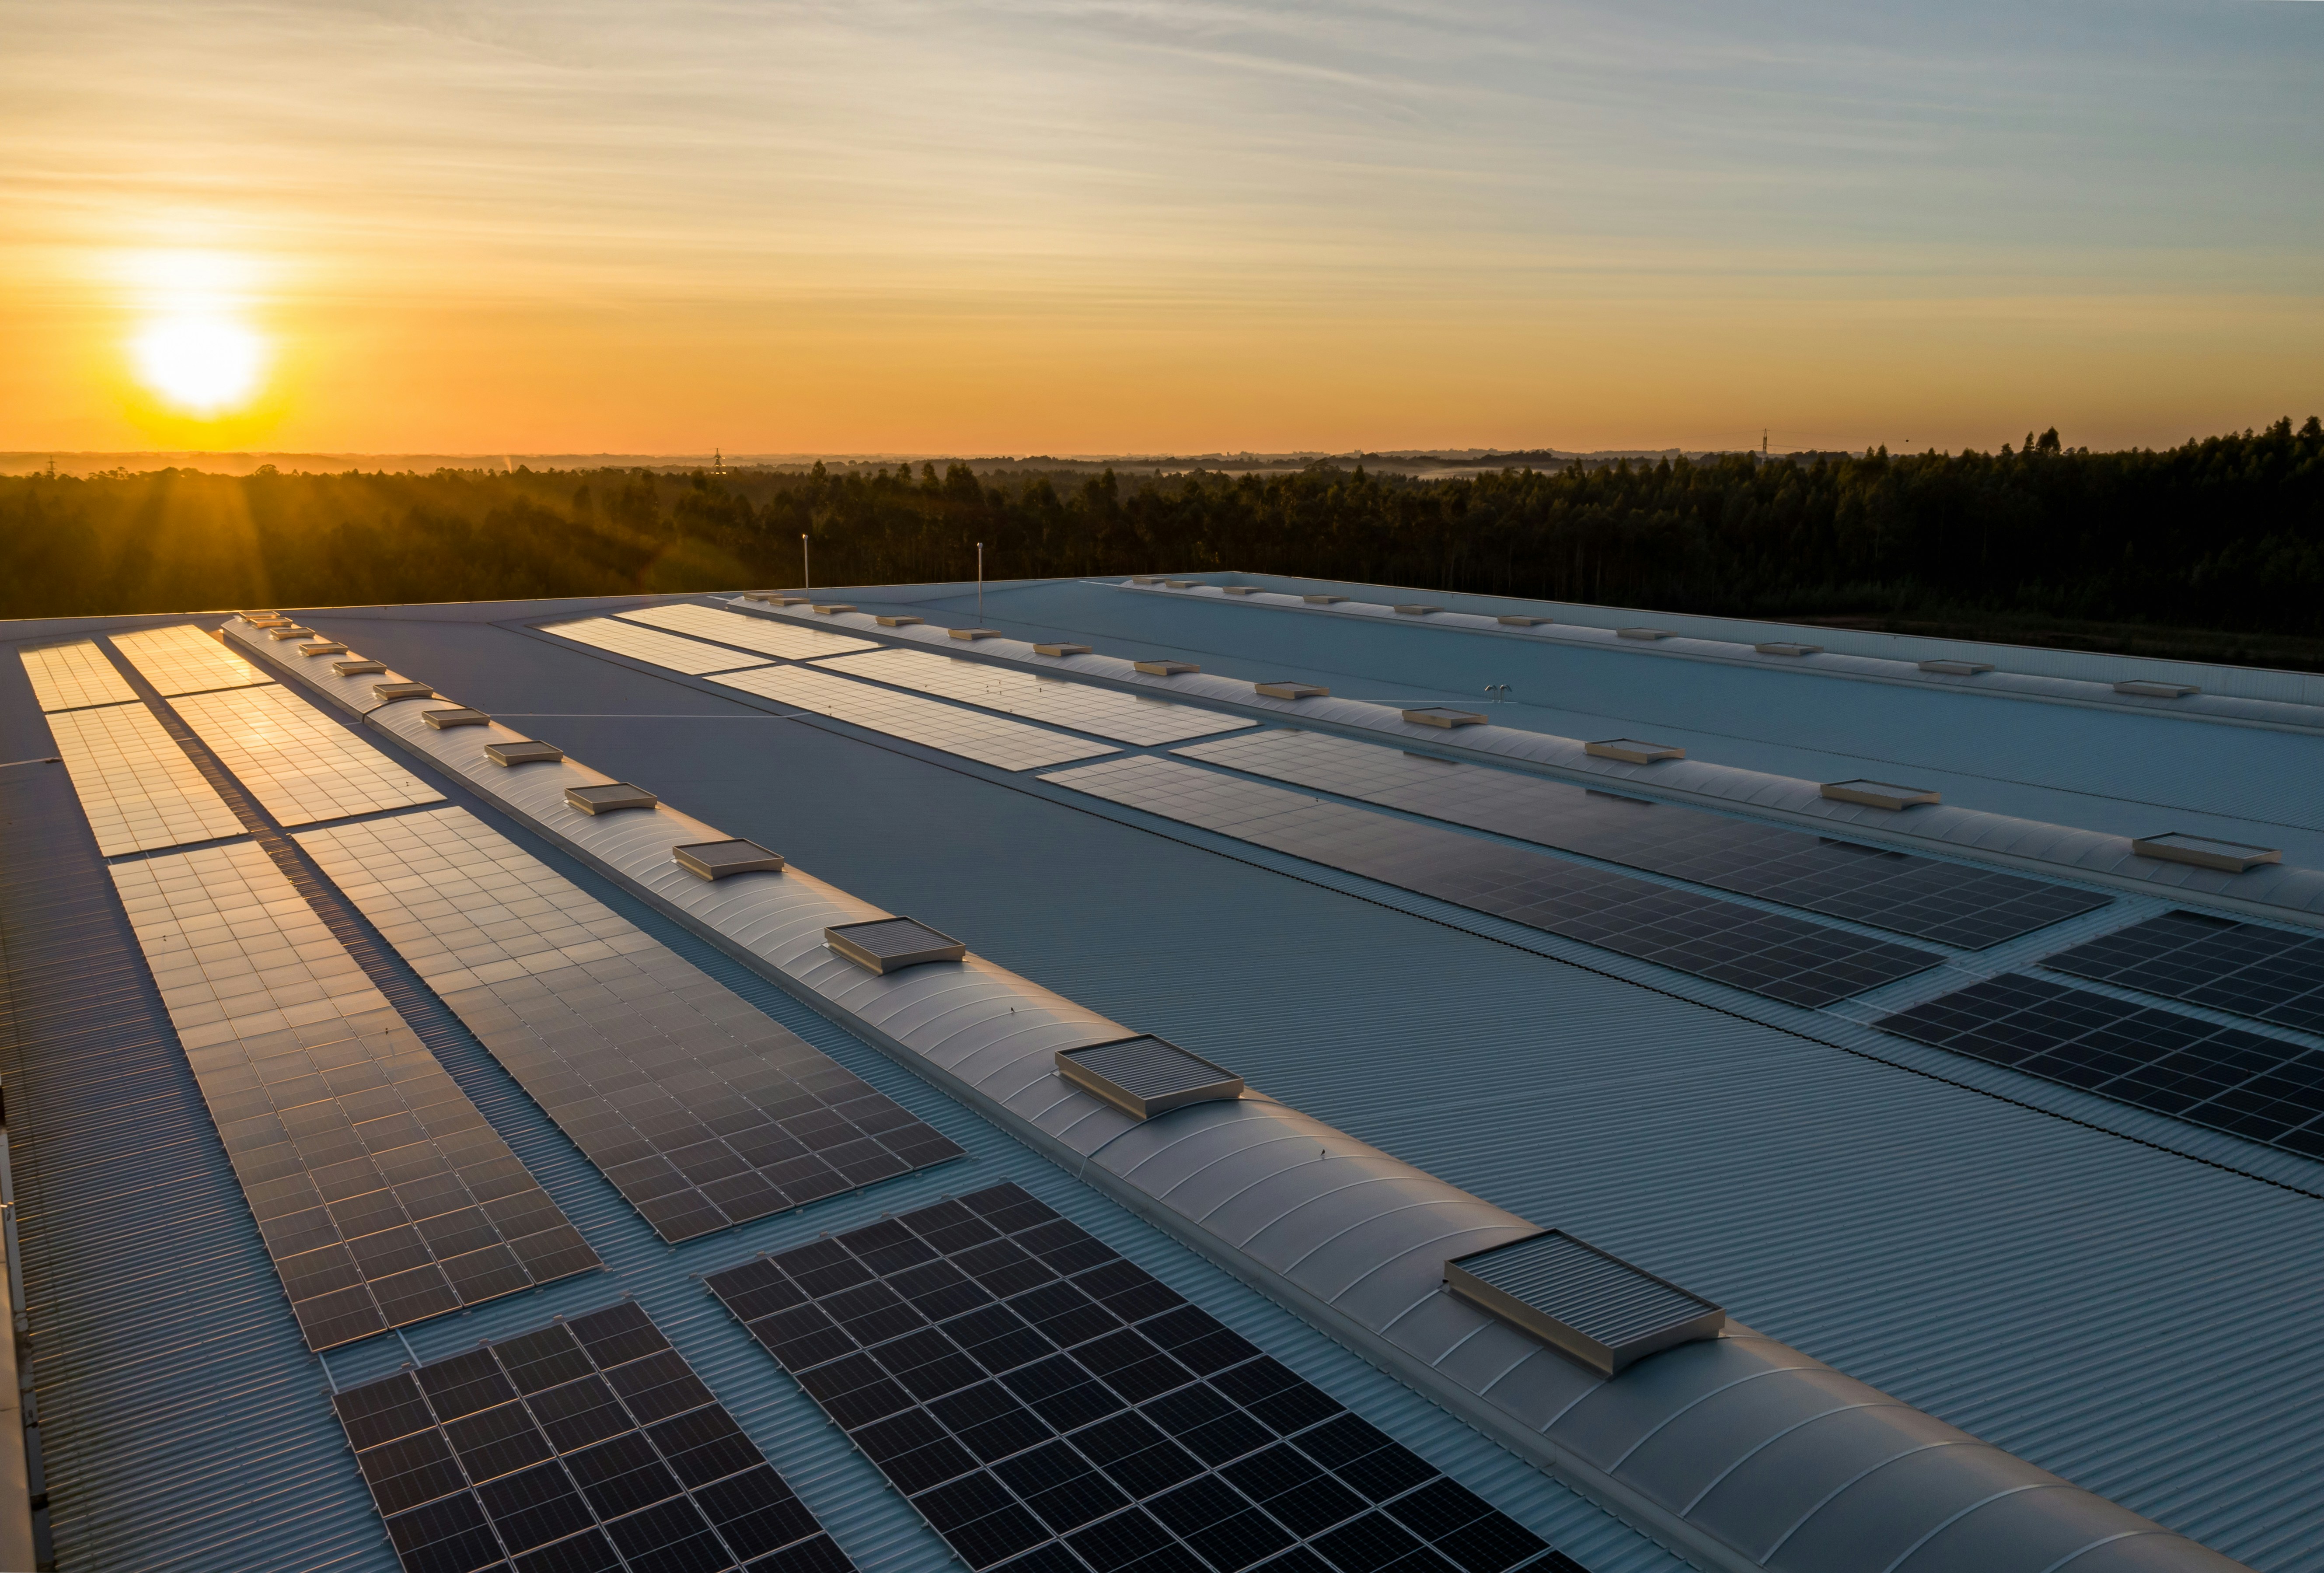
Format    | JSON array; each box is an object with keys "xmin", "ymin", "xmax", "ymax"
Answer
[{"xmin": 2045, "ymin": 910, "xmax": 2324, "ymax": 1035}]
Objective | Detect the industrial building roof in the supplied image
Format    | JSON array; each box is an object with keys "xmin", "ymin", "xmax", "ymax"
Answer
[{"xmin": 2, "ymin": 570, "xmax": 2319, "ymax": 1573}]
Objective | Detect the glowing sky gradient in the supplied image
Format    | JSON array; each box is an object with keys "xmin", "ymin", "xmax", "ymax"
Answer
[{"xmin": 4, "ymin": 0, "xmax": 2319, "ymax": 454}]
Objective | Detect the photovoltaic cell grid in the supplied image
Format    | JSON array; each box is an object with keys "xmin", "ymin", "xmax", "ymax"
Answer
[
  {"xmin": 18, "ymin": 639, "xmax": 140, "ymax": 711},
  {"xmin": 169, "ymin": 682, "xmax": 447, "ymax": 825},
  {"xmin": 2045, "ymin": 910, "xmax": 2324, "ymax": 1035},
  {"xmin": 110, "ymin": 841, "xmax": 598, "ymax": 1350},
  {"xmin": 620, "ymin": 601, "xmax": 876, "ymax": 660},
  {"xmin": 45, "ymin": 700, "xmax": 247, "ymax": 855},
  {"xmin": 817, "ymin": 648, "xmax": 1255, "ymax": 747},
  {"xmin": 711, "ymin": 665, "xmax": 1117, "ymax": 773},
  {"xmin": 706, "ymin": 1183, "xmax": 1566, "ymax": 1573},
  {"xmin": 331, "ymin": 1300, "xmax": 854, "ymax": 1573},
  {"xmin": 296, "ymin": 807, "xmax": 965, "ymax": 1242},
  {"xmin": 109, "ymin": 621, "xmax": 274, "ymax": 696},
  {"xmin": 1877, "ymin": 972, "xmax": 2324, "ymax": 1158},
  {"xmin": 1176, "ymin": 731, "xmax": 2107, "ymax": 950},
  {"xmin": 539, "ymin": 616, "xmax": 776, "ymax": 676},
  {"xmin": 1047, "ymin": 756, "xmax": 1940, "ymax": 1008}
]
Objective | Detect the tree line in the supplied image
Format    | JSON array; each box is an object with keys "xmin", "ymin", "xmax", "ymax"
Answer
[{"xmin": 3, "ymin": 419, "xmax": 2320, "ymax": 646}]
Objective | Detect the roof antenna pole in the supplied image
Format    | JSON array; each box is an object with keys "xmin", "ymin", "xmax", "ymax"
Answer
[
  {"xmin": 802, "ymin": 533, "xmax": 810, "ymax": 594},
  {"xmin": 977, "ymin": 542, "xmax": 984, "ymax": 623}
]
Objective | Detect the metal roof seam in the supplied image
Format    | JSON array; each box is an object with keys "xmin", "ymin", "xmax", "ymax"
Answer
[{"xmin": 1883, "ymin": 1482, "xmax": 2059, "ymax": 1573}]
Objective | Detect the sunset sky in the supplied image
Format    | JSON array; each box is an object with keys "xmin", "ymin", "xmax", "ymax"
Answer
[{"xmin": 5, "ymin": 0, "xmax": 2320, "ymax": 456}]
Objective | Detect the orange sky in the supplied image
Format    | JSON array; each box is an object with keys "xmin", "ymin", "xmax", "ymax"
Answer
[{"xmin": 6, "ymin": 0, "xmax": 2321, "ymax": 457}]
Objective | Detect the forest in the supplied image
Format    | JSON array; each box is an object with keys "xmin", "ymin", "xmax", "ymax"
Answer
[{"xmin": 3, "ymin": 418, "xmax": 2321, "ymax": 665}]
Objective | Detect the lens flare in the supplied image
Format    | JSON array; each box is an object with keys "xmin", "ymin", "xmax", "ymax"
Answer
[{"xmin": 131, "ymin": 315, "xmax": 266, "ymax": 415}]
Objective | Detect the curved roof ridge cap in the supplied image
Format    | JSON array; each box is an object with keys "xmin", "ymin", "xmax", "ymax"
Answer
[
  {"xmin": 1879, "ymin": 1481, "xmax": 2059, "ymax": 1573},
  {"xmin": 1671, "ymin": 1395, "xmax": 1910, "ymax": 1515},
  {"xmin": 1605, "ymin": 1362, "xmax": 1859, "ymax": 1472},
  {"xmin": 1759, "ymin": 1436, "xmax": 1992, "ymax": 1561}
]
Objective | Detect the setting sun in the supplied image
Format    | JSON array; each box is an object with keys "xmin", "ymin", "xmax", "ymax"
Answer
[{"xmin": 129, "ymin": 314, "xmax": 265, "ymax": 415}]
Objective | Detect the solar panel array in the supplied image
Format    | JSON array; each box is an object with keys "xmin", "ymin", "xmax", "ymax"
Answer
[
  {"xmin": 621, "ymin": 602, "xmax": 877, "ymax": 660},
  {"xmin": 46, "ymin": 700, "xmax": 247, "ymax": 855},
  {"xmin": 1047, "ymin": 756, "xmax": 1939, "ymax": 1008},
  {"xmin": 1878, "ymin": 973, "xmax": 2324, "ymax": 1158},
  {"xmin": 18, "ymin": 639, "xmax": 140, "ymax": 712},
  {"xmin": 331, "ymin": 1300, "xmax": 854, "ymax": 1573},
  {"xmin": 296, "ymin": 807, "xmax": 965, "ymax": 1242},
  {"xmin": 1177, "ymin": 731, "xmax": 2108, "ymax": 949},
  {"xmin": 705, "ymin": 1183, "xmax": 1565, "ymax": 1573},
  {"xmin": 711, "ymin": 665, "xmax": 1116, "ymax": 773},
  {"xmin": 2045, "ymin": 910, "xmax": 2324, "ymax": 1035},
  {"xmin": 111, "ymin": 841, "xmax": 598, "ymax": 1349},
  {"xmin": 817, "ymin": 648, "xmax": 1254, "ymax": 747},
  {"xmin": 539, "ymin": 616, "xmax": 775, "ymax": 676},
  {"xmin": 110, "ymin": 622, "xmax": 274, "ymax": 696},
  {"xmin": 169, "ymin": 684, "xmax": 447, "ymax": 825}
]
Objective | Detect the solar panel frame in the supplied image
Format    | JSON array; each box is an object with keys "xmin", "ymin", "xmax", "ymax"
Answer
[
  {"xmin": 294, "ymin": 807, "xmax": 966, "ymax": 1242},
  {"xmin": 618, "ymin": 601, "xmax": 878, "ymax": 660},
  {"xmin": 1177, "ymin": 730, "xmax": 2108, "ymax": 951},
  {"xmin": 330, "ymin": 1300, "xmax": 855, "ymax": 1573},
  {"xmin": 111, "ymin": 840, "xmax": 599, "ymax": 1350},
  {"xmin": 709, "ymin": 664, "xmax": 1116, "ymax": 773},
  {"xmin": 1878, "ymin": 971, "xmax": 2324, "ymax": 1158},
  {"xmin": 2045, "ymin": 910, "xmax": 2324, "ymax": 1037},
  {"xmin": 816, "ymin": 647, "xmax": 1255, "ymax": 746},
  {"xmin": 1048, "ymin": 755, "xmax": 1942, "ymax": 1009},
  {"xmin": 704, "ymin": 1182, "xmax": 1559, "ymax": 1573},
  {"xmin": 110, "ymin": 623, "xmax": 275, "ymax": 696}
]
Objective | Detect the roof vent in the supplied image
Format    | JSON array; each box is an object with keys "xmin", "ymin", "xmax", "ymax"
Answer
[
  {"xmin": 244, "ymin": 615, "xmax": 292, "ymax": 628},
  {"xmin": 237, "ymin": 611, "xmax": 281, "ymax": 624},
  {"xmin": 266, "ymin": 625, "xmax": 316, "ymax": 640},
  {"xmin": 1402, "ymin": 706, "xmax": 1485, "ymax": 728},
  {"xmin": 1393, "ymin": 604, "xmax": 1442, "ymax": 616},
  {"xmin": 1822, "ymin": 779, "xmax": 1939, "ymax": 810},
  {"xmin": 1221, "ymin": 586, "xmax": 1263, "ymax": 597},
  {"xmin": 1035, "ymin": 642, "xmax": 1092, "ymax": 657},
  {"xmin": 744, "ymin": 591, "xmax": 810, "ymax": 605},
  {"xmin": 332, "ymin": 658, "xmax": 386, "ymax": 676},
  {"xmin": 811, "ymin": 603, "xmax": 856, "ymax": 615},
  {"xmin": 299, "ymin": 641, "xmax": 347, "ymax": 657},
  {"xmin": 565, "ymin": 783, "xmax": 659, "ymax": 814},
  {"xmin": 2115, "ymin": 679, "xmax": 2200, "ymax": 699},
  {"xmin": 1134, "ymin": 659, "xmax": 1199, "ymax": 676},
  {"xmin": 948, "ymin": 628, "xmax": 1000, "ymax": 641},
  {"xmin": 486, "ymin": 739, "xmax": 564, "ymax": 766},
  {"xmin": 1586, "ymin": 738, "xmax": 1684, "ymax": 763},
  {"xmin": 2131, "ymin": 832, "xmax": 2280, "ymax": 873},
  {"xmin": 1128, "ymin": 576, "xmax": 1164, "ymax": 586},
  {"xmin": 1445, "ymin": 1231, "xmax": 1724, "ymax": 1377},
  {"xmin": 1302, "ymin": 594, "xmax": 1346, "ymax": 605},
  {"xmin": 1617, "ymin": 627, "xmax": 1673, "ymax": 640},
  {"xmin": 370, "ymin": 681, "xmax": 435, "ymax": 702},
  {"xmin": 1255, "ymin": 682, "xmax": 1328, "ymax": 700},
  {"xmin": 875, "ymin": 615, "xmax": 923, "ymax": 628},
  {"xmin": 1163, "ymin": 580, "xmax": 1199, "ymax": 589},
  {"xmin": 1497, "ymin": 615, "xmax": 1549, "ymax": 626},
  {"xmin": 1754, "ymin": 642, "xmax": 1822, "ymax": 657},
  {"xmin": 673, "ymin": 839, "xmax": 785, "ymax": 880},
  {"xmin": 824, "ymin": 916, "xmax": 967, "ymax": 973},
  {"xmin": 422, "ymin": 707, "xmax": 489, "ymax": 730},
  {"xmin": 1057, "ymin": 1036, "xmax": 1243, "ymax": 1120},
  {"xmin": 1918, "ymin": 659, "xmax": 1993, "ymax": 676}
]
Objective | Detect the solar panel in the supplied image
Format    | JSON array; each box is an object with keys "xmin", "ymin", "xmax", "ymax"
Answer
[
  {"xmin": 709, "ymin": 665, "xmax": 1116, "ymax": 773},
  {"xmin": 620, "ymin": 601, "xmax": 877, "ymax": 660},
  {"xmin": 1178, "ymin": 730, "xmax": 2108, "ymax": 950},
  {"xmin": 110, "ymin": 623, "xmax": 274, "ymax": 696},
  {"xmin": 1877, "ymin": 973, "xmax": 2324, "ymax": 1158},
  {"xmin": 2045, "ymin": 910, "xmax": 2324, "ymax": 1036},
  {"xmin": 110, "ymin": 841, "xmax": 599, "ymax": 1350},
  {"xmin": 538, "ymin": 615, "xmax": 775, "ymax": 675},
  {"xmin": 294, "ymin": 808, "xmax": 965, "ymax": 1242},
  {"xmin": 168, "ymin": 684, "xmax": 447, "ymax": 826},
  {"xmin": 331, "ymin": 1300, "xmax": 854, "ymax": 1573},
  {"xmin": 704, "ymin": 1182, "xmax": 1563, "ymax": 1573},
  {"xmin": 1047, "ymin": 756, "xmax": 1941, "ymax": 1008},
  {"xmin": 46, "ymin": 701, "xmax": 246, "ymax": 855},
  {"xmin": 18, "ymin": 640, "xmax": 140, "ymax": 712},
  {"xmin": 1445, "ymin": 1233, "xmax": 1722, "ymax": 1377},
  {"xmin": 816, "ymin": 647, "xmax": 1255, "ymax": 747}
]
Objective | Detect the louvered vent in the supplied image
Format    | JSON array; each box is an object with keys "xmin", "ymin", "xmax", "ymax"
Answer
[
  {"xmin": 1821, "ymin": 779, "xmax": 1939, "ymax": 810},
  {"xmin": 1586, "ymin": 738, "xmax": 1683, "ymax": 764},
  {"xmin": 824, "ymin": 917, "xmax": 968, "ymax": 974},
  {"xmin": 1445, "ymin": 1230, "xmax": 1723, "ymax": 1377},
  {"xmin": 2131, "ymin": 833, "xmax": 2280, "ymax": 873},
  {"xmin": 1057, "ymin": 1036, "xmax": 1242, "ymax": 1120},
  {"xmin": 673, "ymin": 839, "xmax": 785, "ymax": 880},
  {"xmin": 564, "ymin": 783, "xmax": 658, "ymax": 814}
]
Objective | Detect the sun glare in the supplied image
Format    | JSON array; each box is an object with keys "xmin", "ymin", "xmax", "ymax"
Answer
[{"xmin": 132, "ymin": 315, "xmax": 266, "ymax": 415}]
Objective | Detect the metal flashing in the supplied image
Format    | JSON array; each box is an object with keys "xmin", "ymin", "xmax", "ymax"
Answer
[{"xmin": 1057, "ymin": 1035, "xmax": 1244, "ymax": 1119}]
